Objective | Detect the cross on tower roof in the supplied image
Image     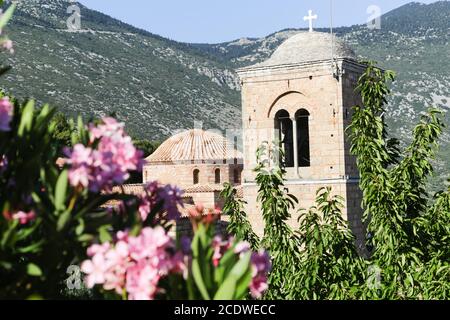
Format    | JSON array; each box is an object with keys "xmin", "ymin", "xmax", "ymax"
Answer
[{"xmin": 303, "ymin": 10, "xmax": 318, "ymax": 32}]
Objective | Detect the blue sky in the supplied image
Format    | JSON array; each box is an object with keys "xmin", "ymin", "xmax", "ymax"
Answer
[{"xmin": 79, "ymin": 0, "xmax": 438, "ymax": 43}]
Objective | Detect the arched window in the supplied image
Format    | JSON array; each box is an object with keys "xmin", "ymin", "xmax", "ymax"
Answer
[
  {"xmin": 193, "ymin": 169, "xmax": 200, "ymax": 185},
  {"xmin": 275, "ymin": 110, "xmax": 294, "ymax": 167},
  {"xmin": 214, "ymin": 168, "xmax": 221, "ymax": 184},
  {"xmin": 295, "ymin": 109, "xmax": 311, "ymax": 167},
  {"xmin": 234, "ymin": 168, "xmax": 241, "ymax": 184}
]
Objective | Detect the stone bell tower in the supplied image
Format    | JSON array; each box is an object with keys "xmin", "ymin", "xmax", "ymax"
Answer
[{"xmin": 236, "ymin": 31, "xmax": 366, "ymax": 246}]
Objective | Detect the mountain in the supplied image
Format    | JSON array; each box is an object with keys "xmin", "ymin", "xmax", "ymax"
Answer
[
  {"xmin": 194, "ymin": 1, "xmax": 450, "ymax": 186},
  {"xmin": 2, "ymin": 0, "xmax": 241, "ymax": 139},
  {"xmin": 1, "ymin": 0, "xmax": 449, "ymax": 184}
]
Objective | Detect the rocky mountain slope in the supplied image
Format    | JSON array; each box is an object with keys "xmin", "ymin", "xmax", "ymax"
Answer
[
  {"xmin": 2, "ymin": 0, "xmax": 241, "ymax": 138},
  {"xmin": 194, "ymin": 1, "xmax": 450, "ymax": 185},
  {"xmin": 1, "ymin": 0, "xmax": 449, "ymax": 184}
]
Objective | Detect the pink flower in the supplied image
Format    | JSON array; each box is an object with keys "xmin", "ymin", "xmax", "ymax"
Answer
[
  {"xmin": 81, "ymin": 254, "xmax": 108, "ymax": 288},
  {"xmin": 212, "ymin": 235, "xmax": 233, "ymax": 267},
  {"xmin": 161, "ymin": 185, "xmax": 184, "ymax": 220},
  {"xmin": 126, "ymin": 262, "xmax": 159, "ymax": 300},
  {"xmin": 138, "ymin": 196, "xmax": 152, "ymax": 221},
  {"xmin": 138, "ymin": 182, "xmax": 183, "ymax": 221},
  {"xmin": 116, "ymin": 231, "xmax": 129, "ymax": 242},
  {"xmin": 234, "ymin": 241, "xmax": 251, "ymax": 256},
  {"xmin": 12, "ymin": 210, "xmax": 36, "ymax": 224},
  {"xmin": 87, "ymin": 242, "xmax": 111, "ymax": 257},
  {"xmin": 82, "ymin": 227, "xmax": 183, "ymax": 300},
  {"xmin": 249, "ymin": 250, "xmax": 271, "ymax": 298},
  {"xmin": 68, "ymin": 163, "xmax": 90, "ymax": 189},
  {"xmin": 2, "ymin": 39, "xmax": 13, "ymax": 54},
  {"xmin": 65, "ymin": 118, "xmax": 144, "ymax": 192},
  {"xmin": 0, "ymin": 97, "xmax": 13, "ymax": 132},
  {"xmin": 250, "ymin": 250, "xmax": 271, "ymax": 276},
  {"xmin": 249, "ymin": 275, "xmax": 269, "ymax": 299}
]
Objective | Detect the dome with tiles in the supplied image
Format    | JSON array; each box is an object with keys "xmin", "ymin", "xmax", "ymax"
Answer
[
  {"xmin": 254, "ymin": 31, "xmax": 356, "ymax": 68},
  {"xmin": 145, "ymin": 129, "xmax": 243, "ymax": 164}
]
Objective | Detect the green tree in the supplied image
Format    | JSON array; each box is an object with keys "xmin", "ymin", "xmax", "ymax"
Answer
[
  {"xmin": 287, "ymin": 188, "xmax": 366, "ymax": 300},
  {"xmin": 220, "ymin": 182, "xmax": 259, "ymax": 250},
  {"xmin": 50, "ymin": 112, "xmax": 73, "ymax": 155},
  {"xmin": 253, "ymin": 143, "xmax": 301, "ymax": 299},
  {"xmin": 348, "ymin": 61, "xmax": 449, "ymax": 299},
  {"xmin": 132, "ymin": 139, "xmax": 160, "ymax": 158}
]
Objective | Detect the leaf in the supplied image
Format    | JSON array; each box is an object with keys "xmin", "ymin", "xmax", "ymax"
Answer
[
  {"xmin": 77, "ymin": 234, "xmax": 94, "ymax": 242},
  {"xmin": 229, "ymin": 251, "xmax": 252, "ymax": 280},
  {"xmin": 214, "ymin": 276, "xmax": 237, "ymax": 300},
  {"xmin": 214, "ymin": 249, "xmax": 236, "ymax": 284},
  {"xmin": 0, "ymin": 261, "xmax": 12, "ymax": 270},
  {"xmin": 234, "ymin": 269, "xmax": 253, "ymax": 299},
  {"xmin": 27, "ymin": 263, "xmax": 42, "ymax": 277},
  {"xmin": 55, "ymin": 170, "xmax": 68, "ymax": 211},
  {"xmin": 75, "ymin": 219, "xmax": 85, "ymax": 236},
  {"xmin": 99, "ymin": 225, "xmax": 112, "ymax": 243},
  {"xmin": 192, "ymin": 259, "xmax": 211, "ymax": 300},
  {"xmin": 18, "ymin": 240, "xmax": 45, "ymax": 254},
  {"xmin": 18, "ymin": 100, "xmax": 35, "ymax": 137},
  {"xmin": 0, "ymin": 4, "xmax": 15, "ymax": 30},
  {"xmin": 57, "ymin": 210, "xmax": 71, "ymax": 232}
]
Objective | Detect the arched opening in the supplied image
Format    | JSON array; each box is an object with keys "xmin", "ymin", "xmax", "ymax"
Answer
[
  {"xmin": 295, "ymin": 109, "xmax": 311, "ymax": 167},
  {"xmin": 193, "ymin": 169, "xmax": 200, "ymax": 185},
  {"xmin": 275, "ymin": 110, "xmax": 294, "ymax": 167},
  {"xmin": 214, "ymin": 168, "xmax": 221, "ymax": 184},
  {"xmin": 234, "ymin": 168, "xmax": 242, "ymax": 184}
]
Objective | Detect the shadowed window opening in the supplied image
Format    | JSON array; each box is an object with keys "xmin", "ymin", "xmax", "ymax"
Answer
[
  {"xmin": 193, "ymin": 169, "xmax": 200, "ymax": 185},
  {"xmin": 275, "ymin": 110, "xmax": 294, "ymax": 167},
  {"xmin": 215, "ymin": 169, "xmax": 221, "ymax": 184},
  {"xmin": 296, "ymin": 109, "xmax": 311, "ymax": 167}
]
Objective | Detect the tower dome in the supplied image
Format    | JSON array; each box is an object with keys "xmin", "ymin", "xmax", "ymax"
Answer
[
  {"xmin": 254, "ymin": 31, "xmax": 356, "ymax": 68},
  {"xmin": 146, "ymin": 129, "xmax": 243, "ymax": 164}
]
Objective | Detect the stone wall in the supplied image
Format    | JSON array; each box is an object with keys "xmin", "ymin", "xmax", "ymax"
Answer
[
  {"xmin": 238, "ymin": 59, "xmax": 366, "ymax": 251},
  {"xmin": 143, "ymin": 163, "xmax": 243, "ymax": 189}
]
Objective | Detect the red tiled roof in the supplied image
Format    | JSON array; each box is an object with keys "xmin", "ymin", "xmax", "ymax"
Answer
[{"xmin": 145, "ymin": 129, "xmax": 243, "ymax": 164}]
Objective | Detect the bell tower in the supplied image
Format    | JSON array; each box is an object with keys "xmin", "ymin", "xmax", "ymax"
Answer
[{"xmin": 237, "ymin": 31, "xmax": 366, "ymax": 248}]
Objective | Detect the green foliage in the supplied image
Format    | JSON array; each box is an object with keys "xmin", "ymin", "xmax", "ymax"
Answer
[
  {"xmin": 221, "ymin": 182, "xmax": 259, "ymax": 250},
  {"xmin": 187, "ymin": 222, "xmax": 253, "ymax": 300},
  {"xmin": 132, "ymin": 139, "xmax": 160, "ymax": 158},
  {"xmin": 287, "ymin": 188, "xmax": 366, "ymax": 299},
  {"xmin": 50, "ymin": 112, "xmax": 74, "ymax": 154},
  {"xmin": 347, "ymin": 61, "xmax": 449, "ymax": 299},
  {"xmin": 0, "ymin": 7, "xmax": 264, "ymax": 301},
  {"xmin": 222, "ymin": 62, "xmax": 449, "ymax": 300},
  {"xmin": 253, "ymin": 142, "xmax": 301, "ymax": 299},
  {"xmin": 126, "ymin": 139, "xmax": 159, "ymax": 184},
  {"xmin": 0, "ymin": 98, "xmax": 136, "ymax": 299},
  {"xmin": 4, "ymin": 0, "xmax": 241, "ymax": 140}
]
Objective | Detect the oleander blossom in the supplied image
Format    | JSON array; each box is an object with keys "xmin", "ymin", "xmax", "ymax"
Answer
[
  {"xmin": 138, "ymin": 181, "xmax": 184, "ymax": 221},
  {"xmin": 0, "ymin": 8, "xmax": 14, "ymax": 54},
  {"xmin": 233, "ymin": 240, "xmax": 271, "ymax": 298},
  {"xmin": 212, "ymin": 235, "xmax": 233, "ymax": 267},
  {"xmin": 213, "ymin": 238, "xmax": 271, "ymax": 298},
  {"xmin": 81, "ymin": 226, "xmax": 186, "ymax": 300},
  {"xmin": 2, "ymin": 39, "xmax": 13, "ymax": 54},
  {"xmin": 0, "ymin": 97, "xmax": 13, "ymax": 132},
  {"xmin": 65, "ymin": 117, "xmax": 144, "ymax": 192},
  {"xmin": 12, "ymin": 210, "xmax": 36, "ymax": 225},
  {"xmin": 249, "ymin": 250, "xmax": 271, "ymax": 298}
]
